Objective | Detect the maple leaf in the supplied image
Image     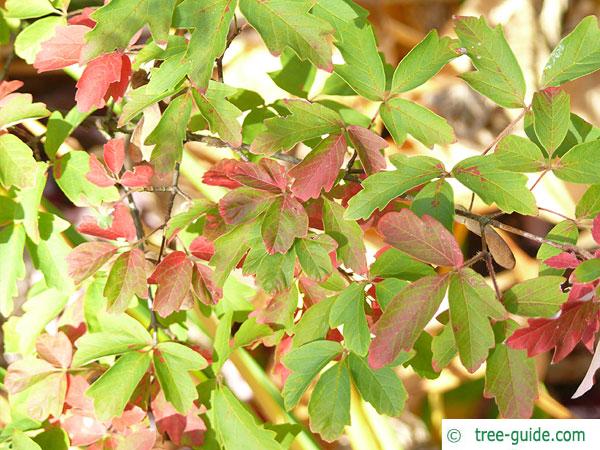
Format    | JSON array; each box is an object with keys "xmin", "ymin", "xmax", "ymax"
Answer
[
  {"xmin": 219, "ymin": 187, "xmax": 276, "ymax": 225},
  {"xmin": 34, "ymin": 25, "xmax": 90, "ymax": 73},
  {"xmin": 544, "ymin": 252, "xmax": 580, "ymax": 269},
  {"xmin": 104, "ymin": 249, "xmax": 149, "ymax": 313},
  {"xmin": 189, "ymin": 236, "xmax": 215, "ymax": 261},
  {"xmin": 149, "ymin": 251, "xmax": 194, "ymax": 317},
  {"xmin": 87, "ymin": 154, "xmax": 116, "ymax": 187},
  {"xmin": 346, "ymin": 125, "xmax": 388, "ymax": 174},
  {"xmin": 203, "ymin": 159, "xmax": 244, "ymax": 189},
  {"xmin": 152, "ymin": 391, "xmax": 206, "ymax": 447},
  {"xmin": 378, "ymin": 209, "xmax": 464, "ymax": 267},
  {"xmin": 75, "ymin": 53, "xmax": 131, "ymax": 112},
  {"xmin": 369, "ymin": 274, "xmax": 450, "ymax": 369},
  {"xmin": 120, "ymin": 164, "xmax": 154, "ymax": 187},
  {"xmin": 261, "ymin": 194, "xmax": 308, "ymax": 254},
  {"xmin": 67, "ymin": 241, "xmax": 117, "ymax": 284},
  {"xmin": 191, "ymin": 262, "xmax": 222, "ymax": 305},
  {"xmin": 77, "ymin": 203, "xmax": 137, "ymax": 242},
  {"xmin": 507, "ymin": 300, "xmax": 600, "ymax": 363},
  {"xmin": 290, "ymin": 134, "xmax": 347, "ymax": 201},
  {"xmin": 103, "ymin": 138, "xmax": 125, "ymax": 174},
  {"xmin": 68, "ymin": 7, "xmax": 97, "ymax": 28}
]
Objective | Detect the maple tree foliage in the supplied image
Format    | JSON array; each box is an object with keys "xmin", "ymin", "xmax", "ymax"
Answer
[{"xmin": 1, "ymin": 1, "xmax": 600, "ymax": 448}]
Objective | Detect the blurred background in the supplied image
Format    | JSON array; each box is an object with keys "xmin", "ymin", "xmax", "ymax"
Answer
[{"xmin": 1, "ymin": 0, "xmax": 600, "ymax": 448}]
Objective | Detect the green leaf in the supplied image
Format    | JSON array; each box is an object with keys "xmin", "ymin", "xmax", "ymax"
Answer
[
  {"xmin": 329, "ymin": 283, "xmax": 369, "ymax": 356},
  {"xmin": 82, "ymin": 0, "xmax": 178, "ymax": 61},
  {"xmin": 261, "ymin": 195, "xmax": 308, "ymax": 254},
  {"xmin": 193, "ymin": 82, "xmax": 243, "ymax": 147},
  {"xmin": 295, "ymin": 234, "xmax": 337, "ymax": 281},
  {"xmin": 380, "ymin": 98, "xmax": 455, "ymax": 148},
  {"xmin": 541, "ymin": 16, "xmax": 600, "ymax": 87},
  {"xmin": 53, "ymin": 151, "xmax": 119, "ymax": 207},
  {"xmin": 146, "ymin": 92, "xmax": 193, "ymax": 173},
  {"xmin": 554, "ymin": 140, "xmax": 600, "ymax": 184},
  {"xmin": 210, "ymin": 220, "xmax": 261, "ymax": 287},
  {"xmin": 251, "ymin": 100, "xmax": 343, "ymax": 155},
  {"xmin": 243, "ymin": 246, "xmax": 296, "ymax": 293},
  {"xmin": 173, "ymin": 0, "xmax": 235, "ymax": 90},
  {"xmin": 4, "ymin": 0, "xmax": 57, "ymax": 19},
  {"xmin": 448, "ymin": 269, "xmax": 507, "ymax": 373},
  {"xmin": 454, "ymin": 16, "xmax": 526, "ymax": 108},
  {"xmin": 537, "ymin": 220, "xmax": 579, "ymax": 276},
  {"xmin": 72, "ymin": 314, "xmax": 152, "ymax": 367},
  {"xmin": 0, "ymin": 94, "xmax": 49, "ymax": 130},
  {"xmin": 391, "ymin": 30, "xmax": 458, "ymax": 94},
  {"xmin": 268, "ymin": 49, "xmax": 316, "ymax": 98},
  {"xmin": 452, "ymin": 155, "xmax": 537, "ymax": 215},
  {"xmin": 308, "ymin": 361, "xmax": 351, "ymax": 442},
  {"xmin": 503, "ymin": 276, "xmax": 567, "ymax": 317},
  {"xmin": 573, "ymin": 259, "xmax": 600, "ymax": 283},
  {"xmin": 212, "ymin": 311, "xmax": 233, "ymax": 372},
  {"xmin": 313, "ymin": 0, "xmax": 385, "ymax": 100},
  {"xmin": 491, "ymin": 135, "xmax": 546, "ymax": 172},
  {"xmin": 44, "ymin": 108, "xmax": 90, "ymax": 160},
  {"xmin": 0, "ymin": 224, "xmax": 26, "ymax": 317},
  {"xmin": 323, "ymin": 198, "xmax": 367, "ymax": 274},
  {"xmin": 165, "ymin": 199, "xmax": 212, "ymax": 238},
  {"xmin": 348, "ymin": 353, "xmax": 406, "ymax": 416},
  {"xmin": 374, "ymin": 279, "xmax": 408, "ymax": 310},
  {"xmin": 282, "ymin": 340, "xmax": 342, "ymax": 409},
  {"xmin": 576, "ymin": 185, "xmax": 600, "ymax": 219},
  {"xmin": 26, "ymin": 213, "xmax": 73, "ymax": 294},
  {"xmin": 292, "ymin": 296, "xmax": 335, "ymax": 348},
  {"xmin": 239, "ymin": 0, "xmax": 334, "ymax": 71},
  {"xmin": 554, "ymin": 113, "xmax": 600, "ymax": 158},
  {"xmin": 484, "ymin": 344, "xmax": 538, "ymax": 418},
  {"xmin": 431, "ymin": 324, "xmax": 457, "ymax": 372},
  {"xmin": 153, "ymin": 342, "xmax": 208, "ymax": 413},
  {"xmin": 532, "ymin": 88, "xmax": 571, "ymax": 155},
  {"xmin": 346, "ymin": 154, "xmax": 445, "ymax": 220},
  {"xmin": 0, "ymin": 135, "xmax": 39, "ymax": 190},
  {"xmin": 103, "ymin": 249, "xmax": 148, "ymax": 313},
  {"xmin": 369, "ymin": 275, "xmax": 449, "ymax": 368},
  {"xmin": 3, "ymin": 288, "xmax": 68, "ymax": 355},
  {"xmin": 410, "ymin": 179, "xmax": 455, "ymax": 231},
  {"xmin": 209, "ymin": 386, "xmax": 283, "ymax": 450},
  {"xmin": 405, "ymin": 332, "xmax": 438, "ymax": 379},
  {"xmin": 86, "ymin": 351, "xmax": 151, "ymax": 421},
  {"xmin": 370, "ymin": 248, "xmax": 435, "ymax": 281},
  {"xmin": 14, "ymin": 16, "xmax": 64, "ymax": 64}
]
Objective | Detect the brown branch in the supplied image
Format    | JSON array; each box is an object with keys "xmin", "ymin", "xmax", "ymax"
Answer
[
  {"xmin": 157, "ymin": 162, "xmax": 182, "ymax": 263},
  {"xmin": 482, "ymin": 106, "xmax": 530, "ymax": 155}
]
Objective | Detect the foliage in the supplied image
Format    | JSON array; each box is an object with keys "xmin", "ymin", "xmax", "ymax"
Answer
[{"xmin": 1, "ymin": 1, "xmax": 600, "ymax": 448}]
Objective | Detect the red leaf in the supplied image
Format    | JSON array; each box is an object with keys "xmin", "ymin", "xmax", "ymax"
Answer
[
  {"xmin": 202, "ymin": 159, "xmax": 243, "ymax": 189},
  {"xmin": 378, "ymin": 209, "xmax": 464, "ymax": 267},
  {"xmin": 36, "ymin": 332, "xmax": 73, "ymax": 368},
  {"xmin": 593, "ymin": 214, "xmax": 600, "ymax": 245},
  {"xmin": 103, "ymin": 138, "xmax": 125, "ymax": 174},
  {"xmin": 104, "ymin": 54, "xmax": 131, "ymax": 105},
  {"xmin": 219, "ymin": 188, "xmax": 275, "ymax": 224},
  {"xmin": 507, "ymin": 300, "xmax": 600, "ymax": 363},
  {"xmin": 230, "ymin": 159, "xmax": 287, "ymax": 192},
  {"xmin": 68, "ymin": 7, "xmax": 97, "ymax": 28},
  {"xmin": 62, "ymin": 414, "xmax": 106, "ymax": 446},
  {"xmin": 33, "ymin": 25, "xmax": 89, "ymax": 73},
  {"xmin": 149, "ymin": 252, "xmax": 194, "ymax": 317},
  {"xmin": 290, "ymin": 134, "xmax": 346, "ymax": 201},
  {"xmin": 191, "ymin": 262, "xmax": 222, "ymax": 305},
  {"xmin": 77, "ymin": 203, "xmax": 137, "ymax": 242},
  {"xmin": 369, "ymin": 274, "xmax": 449, "ymax": 369},
  {"xmin": 120, "ymin": 164, "xmax": 154, "ymax": 187},
  {"xmin": 67, "ymin": 241, "xmax": 117, "ymax": 284},
  {"xmin": 0, "ymin": 80, "xmax": 23, "ymax": 100},
  {"xmin": 152, "ymin": 392, "xmax": 206, "ymax": 447},
  {"xmin": 346, "ymin": 125, "xmax": 388, "ymax": 174},
  {"xmin": 544, "ymin": 252, "xmax": 580, "ymax": 269},
  {"xmin": 86, "ymin": 153, "xmax": 115, "ymax": 187},
  {"xmin": 189, "ymin": 236, "xmax": 214, "ymax": 260},
  {"xmin": 75, "ymin": 52, "xmax": 124, "ymax": 112}
]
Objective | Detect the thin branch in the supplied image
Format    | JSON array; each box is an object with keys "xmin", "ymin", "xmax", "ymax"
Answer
[
  {"xmin": 529, "ymin": 169, "xmax": 549, "ymax": 191},
  {"xmin": 482, "ymin": 106, "xmax": 529, "ymax": 155},
  {"xmin": 460, "ymin": 252, "xmax": 486, "ymax": 269},
  {"xmin": 455, "ymin": 209, "xmax": 594, "ymax": 259},
  {"xmin": 157, "ymin": 162, "xmax": 182, "ymax": 263}
]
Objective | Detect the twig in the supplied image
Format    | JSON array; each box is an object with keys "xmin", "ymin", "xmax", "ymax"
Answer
[
  {"xmin": 157, "ymin": 162, "xmax": 182, "ymax": 263},
  {"xmin": 455, "ymin": 209, "xmax": 594, "ymax": 259},
  {"xmin": 481, "ymin": 106, "xmax": 529, "ymax": 155},
  {"xmin": 460, "ymin": 252, "xmax": 486, "ymax": 269},
  {"xmin": 529, "ymin": 169, "xmax": 549, "ymax": 191}
]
